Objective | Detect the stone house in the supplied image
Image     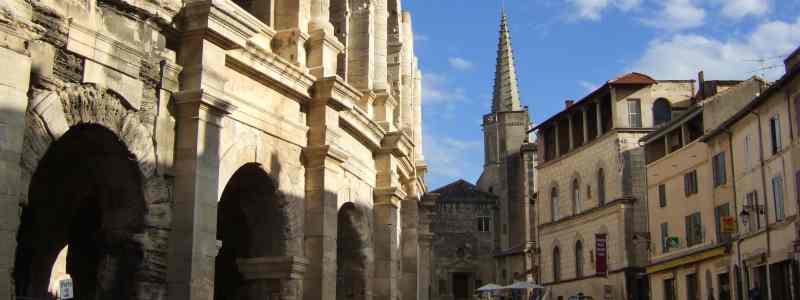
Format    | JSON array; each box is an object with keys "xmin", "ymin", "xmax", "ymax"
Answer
[
  {"xmin": 533, "ymin": 73, "xmax": 695, "ymax": 299},
  {"xmin": 0, "ymin": 0, "xmax": 431, "ymax": 300},
  {"xmin": 429, "ymin": 180, "xmax": 498, "ymax": 300},
  {"xmin": 642, "ymin": 77, "xmax": 766, "ymax": 300}
]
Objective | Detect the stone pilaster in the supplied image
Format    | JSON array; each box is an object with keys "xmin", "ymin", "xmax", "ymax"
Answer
[
  {"xmin": 0, "ymin": 4, "xmax": 33, "ymax": 295},
  {"xmin": 237, "ymin": 256, "xmax": 310, "ymax": 300},
  {"xmin": 273, "ymin": 0, "xmax": 311, "ymax": 67},
  {"xmin": 374, "ymin": 91, "xmax": 398, "ymax": 131},
  {"xmin": 304, "ymin": 77, "xmax": 355, "ymax": 300},
  {"xmin": 169, "ymin": 2, "xmax": 258, "ymax": 299},
  {"xmin": 400, "ymin": 191, "xmax": 419, "ymax": 300},
  {"xmin": 373, "ymin": 187, "xmax": 404, "ymax": 300},
  {"xmin": 417, "ymin": 193, "xmax": 437, "ymax": 300},
  {"xmin": 306, "ymin": 30, "xmax": 345, "ymax": 79},
  {"xmin": 372, "ymin": 0, "xmax": 389, "ymax": 91},
  {"xmin": 347, "ymin": 1, "xmax": 375, "ymax": 91}
]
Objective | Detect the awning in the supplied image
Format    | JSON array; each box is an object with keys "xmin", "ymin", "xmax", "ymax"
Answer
[
  {"xmin": 476, "ymin": 283, "xmax": 503, "ymax": 292},
  {"xmin": 646, "ymin": 245, "xmax": 727, "ymax": 274},
  {"xmin": 504, "ymin": 281, "xmax": 545, "ymax": 290}
]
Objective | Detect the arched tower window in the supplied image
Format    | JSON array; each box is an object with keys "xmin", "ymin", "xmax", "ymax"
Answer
[
  {"xmin": 572, "ymin": 179, "xmax": 581, "ymax": 214},
  {"xmin": 597, "ymin": 168, "xmax": 606, "ymax": 206},
  {"xmin": 553, "ymin": 246, "xmax": 561, "ymax": 282},
  {"xmin": 653, "ymin": 98, "xmax": 672, "ymax": 126},
  {"xmin": 551, "ymin": 186, "xmax": 560, "ymax": 222},
  {"xmin": 575, "ymin": 240, "xmax": 584, "ymax": 278}
]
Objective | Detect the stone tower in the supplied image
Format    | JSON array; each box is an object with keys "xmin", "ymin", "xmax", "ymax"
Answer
[{"xmin": 476, "ymin": 10, "xmax": 532, "ymax": 284}]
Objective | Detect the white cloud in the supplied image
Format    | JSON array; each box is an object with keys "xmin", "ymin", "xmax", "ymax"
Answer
[
  {"xmin": 414, "ymin": 34, "xmax": 429, "ymax": 41},
  {"xmin": 631, "ymin": 17, "xmax": 800, "ymax": 81},
  {"xmin": 642, "ymin": 0, "xmax": 706, "ymax": 31},
  {"xmin": 423, "ymin": 132, "xmax": 481, "ymax": 179},
  {"xmin": 448, "ymin": 57, "xmax": 474, "ymax": 70},
  {"xmin": 422, "ymin": 72, "xmax": 467, "ymax": 104},
  {"xmin": 719, "ymin": 0, "xmax": 769, "ymax": 19},
  {"xmin": 568, "ymin": 0, "xmax": 641, "ymax": 21}
]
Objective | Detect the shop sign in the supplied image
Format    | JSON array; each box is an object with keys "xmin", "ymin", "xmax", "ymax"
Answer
[{"xmin": 596, "ymin": 233, "xmax": 607, "ymax": 276}]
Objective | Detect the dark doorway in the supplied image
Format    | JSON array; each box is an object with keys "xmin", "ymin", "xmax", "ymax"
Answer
[
  {"xmin": 770, "ymin": 261, "xmax": 793, "ymax": 300},
  {"xmin": 337, "ymin": 203, "xmax": 371, "ymax": 300},
  {"xmin": 215, "ymin": 163, "xmax": 287, "ymax": 300},
  {"xmin": 14, "ymin": 124, "xmax": 146, "ymax": 300},
  {"xmin": 453, "ymin": 272, "xmax": 471, "ymax": 300},
  {"xmin": 719, "ymin": 272, "xmax": 731, "ymax": 300}
]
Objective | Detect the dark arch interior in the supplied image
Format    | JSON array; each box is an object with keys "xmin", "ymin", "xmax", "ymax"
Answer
[
  {"xmin": 214, "ymin": 163, "xmax": 286, "ymax": 300},
  {"xmin": 337, "ymin": 203, "xmax": 369, "ymax": 300},
  {"xmin": 653, "ymin": 98, "xmax": 672, "ymax": 126},
  {"xmin": 14, "ymin": 123, "xmax": 146, "ymax": 300}
]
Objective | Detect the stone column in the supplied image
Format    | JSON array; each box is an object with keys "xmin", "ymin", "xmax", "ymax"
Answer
[
  {"xmin": 274, "ymin": 0, "xmax": 311, "ymax": 67},
  {"xmin": 417, "ymin": 194, "xmax": 437, "ymax": 300},
  {"xmin": 399, "ymin": 12, "xmax": 414, "ymax": 131},
  {"xmin": 554, "ymin": 122, "xmax": 560, "ymax": 158},
  {"xmin": 582, "ymin": 108, "xmax": 590, "ymax": 144},
  {"xmin": 347, "ymin": 0, "xmax": 374, "ymax": 91},
  {"xmin": 595, "ymin": 102, "xmax": 603, "ymax": 135},
  {"xmin": 372, "ymin": 0, "xmax": 389, "ymax": 91},
  {"xmin": 373, "ymin": 188, "xmax": 403, "ymax": 300},
  {"xmin": 400, "ymin": 180, "xmax": 419, "ymax": 300},
  {"xmin": 0, "ymin": 8, "xmax": 33, "ymax": 296},
  {"xmin": 567, "ymin": 114, "xmax": 574, "ymax": 151},
  {"xmin": 413, "ymin": 67, "xmax": 423, "ymax": 161},
  {"xmin": 307, "ymin": 0, "xmax": 344, "ymax": 79},
  {"xmin": 237, "ymin": 256, "xmax": 310, "ymax": 300},
  {"xmin": 304, "ymin": 77, "xmax": 354, "ymax": 300}
]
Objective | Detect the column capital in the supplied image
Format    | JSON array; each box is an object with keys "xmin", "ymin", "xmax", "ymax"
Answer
[
  {"xmin": 311, "ymin": 76, "xmax": 359, "ymax": 111},
  {"xmin": 237, "ymin": 256, "xmax": 310, "ymax": 280},
  {"xmin": 303, "ymin": 145, "xmax": 348, "ymax": 165},
  {"xmin": 173, "ymin": 88, "xmax": 237, "ymax": 115},
  {"xmin": 374, "ymin": 187, "xmax": 406, "ymax": 208}
]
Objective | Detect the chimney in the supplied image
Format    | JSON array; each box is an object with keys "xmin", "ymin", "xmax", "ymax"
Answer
[
  {"xmin": 565, "ymin": 99, "xmax": 574, "ymax": 108},
  {"xmin": 786, "ymin": 46, "xmax": 800, "ymax": 73}
]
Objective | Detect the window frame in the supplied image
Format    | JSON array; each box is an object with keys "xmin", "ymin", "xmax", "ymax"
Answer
[
  {"xmin": 684, "ymin": 170, "xmax": 698, "ymax": 196},
  {"xmin": 658, "ymin": 184, "xmax": 667, "ymax": 208},
  {"xmin": 770, "ymin": 115, "xmax": 782, "ymax": 155},
  {"xmin": 551, "ymin": 186, "xmax": 560, "ymax": 222},
  {"xmin": 712, "ymin": 152, "xmax": 727, "ymax": 187},
  {"xmin": 627, "ymin": 98, "xmax": 643, "ymax": 128},
  {"xmin": 660, "ymin": 222, "xmax": 669, "ymax": 253},
  {"xmin": 553, "ymin": 246, "xmax": 561, "ymax": 282},
  {"xmin": 685, "ymin": 212, "xmax": 703, "ymax": 247},
  {"xmin": 572, "ymin": 179, "xmax": 581, "ymax": 215},
  {"xmin": 597, "ymin": 168, "xmax": 606, "ymax": 206},
  {"xmin": 575, "ymin": 240, "xmax": 584, "ymax": 279},
  {"xmin": 773, "ymin": 176, "xmax": 785, "ymax": 222}
]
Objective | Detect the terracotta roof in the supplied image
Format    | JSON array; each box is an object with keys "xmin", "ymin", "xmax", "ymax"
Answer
[{"xmin": 608, "ymin": 72, "xmax": 657, "ymax": 85}]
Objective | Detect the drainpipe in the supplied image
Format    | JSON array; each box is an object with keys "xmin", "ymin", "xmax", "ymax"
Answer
[
  {"xmin": 752, "ymin": 110, "xmax": 772, "ymax": 300},
  {"xmin": 725, "ymin": 128, "xmax": 745, "ymax": 300}
]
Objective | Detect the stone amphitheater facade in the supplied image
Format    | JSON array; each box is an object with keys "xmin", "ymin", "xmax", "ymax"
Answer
[{"xmin": 0, "ymin": 0, "xmax": 432, "ymax": 299}]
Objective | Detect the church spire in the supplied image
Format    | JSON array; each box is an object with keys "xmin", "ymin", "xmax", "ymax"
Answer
[{"xmin": 491, "ymin": 10, "xmax": 522, "ymax": 112}]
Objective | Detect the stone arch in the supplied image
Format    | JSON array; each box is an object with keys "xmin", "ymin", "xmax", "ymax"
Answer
[
  {"xmin": 337, "ymin": 202, "xmax": 374, "ymax": 300},
  {"xmin": 15, "ymin": 84, "xmax": 167, "ymax": 299},
  {"xmin": 215, "ymin": 163, "xmax": 293, "ymax": 300}
]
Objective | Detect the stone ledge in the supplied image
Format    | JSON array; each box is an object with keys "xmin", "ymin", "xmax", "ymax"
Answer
[{"xmin": 237, "ymin": 256, "xmax": 310, "ymax": 280}]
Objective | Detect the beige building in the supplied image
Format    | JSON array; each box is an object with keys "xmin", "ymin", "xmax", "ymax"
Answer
[
  {"xmin": 534, "ymin": 73, "xmax": 695, "ymax": 299},
  {"xmin": 643, "ymin": 77, "xmax": 765, "ymax": 300},
  {"xmin": 0, "ymin": 0, "xmax": 433, "ymax": 300}
]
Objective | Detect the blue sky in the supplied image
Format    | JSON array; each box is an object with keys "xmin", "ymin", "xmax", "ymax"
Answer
[{"xmin": 404, "ymin": 0, "xmax": 800, "ymax": 190}]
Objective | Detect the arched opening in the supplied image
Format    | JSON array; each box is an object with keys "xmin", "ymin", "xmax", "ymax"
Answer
[
  {"xmin": 215, "ymin": 163, "xmax": 287, "ymax": 300},
  {"xmin": 572, "ymin": 179, "xmax": 581, "ymax": 215},
  {"xmin": 653, "ymin": 98, "xmax": 672, "ymax": 126},
  {"xmin": 552, "ymin": 246, "xmax": 561, "ymax": 282},
  {"xmin": 14, "ymin": 123, "xmax": 146, "ymax": 300},
  {"xmin": 575, "ymin": 240, "xmax": 583, "ymax": 279},
  {"xmin": 337, "ymin": 202, "xmax": 371, "ymax": 300},
  {"xmin": 597, "ymin": 168, "xmax": 606, "ymax": 206},
  {"xmin": 551, "ymin": 186, "xmax": 560, "ymax": 222}
]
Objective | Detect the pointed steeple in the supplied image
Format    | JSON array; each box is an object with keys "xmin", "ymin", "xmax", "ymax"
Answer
[{"xmin": 491, "ymin": 10, "xmax": 522, "ymax": 113}]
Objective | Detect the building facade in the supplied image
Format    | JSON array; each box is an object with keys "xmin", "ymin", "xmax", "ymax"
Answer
[
  {"xmin": 534, "ymin": 73, "xmax": 695, "ymax": 299},
  {"xmin": 643, "ymin": 77, "xmax": 765, "ymax": 300},
  {"xmin": 429, "ymin": 180, "xmax": 498, "ymax": 300},
  {"xmin": 0, "ymin": 0, "xmax": 432, "ymax": 300}
]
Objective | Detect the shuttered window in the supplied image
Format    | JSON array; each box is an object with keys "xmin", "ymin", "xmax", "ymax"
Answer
[{"xmin": 684, "ymin": 170, "xmax": 698, "ymax": 196}]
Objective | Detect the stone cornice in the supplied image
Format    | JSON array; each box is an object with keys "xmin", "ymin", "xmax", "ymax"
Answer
[
  {"xmin": 340, "ymin": 108, "xmax": 385, "ymax": 151},
  {"xmin": 379, "ymin": 130, "xmax": 412, "ymax": 157},
  {"xmin": 180, "ymin": 0, "xmax": 266, "ymax": 50},
  {"xmin": 374, "ymin": 187, "xmax": 407, "ymax": 208},
  {"xmin": 226, "ymin": 48, "xmax": 315, "ymax": 101},
  {"xmin": 303, "ymin": 145, "xmax": 349, "ymax": 165},
  {"xmin": 374, "ymin": 89, "xmax": 399, "ymax": 108},
  {"xmin": 67, "ymin": 22, "xmax": 144, "ymax": 79},
  {"xmin": 173, "ymin": 88, "xmax": 237, "ymax": 115},
  {"xmin": 312, "ymin": 76, "xmax": 360, "ymax": 111},
  {"xmin": 307, "ymin": 28, "xmax": 345, "ymax": 53}
]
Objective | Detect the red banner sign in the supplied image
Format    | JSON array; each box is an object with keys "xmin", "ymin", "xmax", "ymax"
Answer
[{"xmin": 596, "ymin": 233, "xmax": 608, "ymax": 276}]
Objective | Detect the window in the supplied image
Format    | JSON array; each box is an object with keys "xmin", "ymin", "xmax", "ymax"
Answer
[
  {"xmin": 660, "ymin": 222, "xmax": 669, "ymax": 253},
  {"xmin": 551, "ymin": 186, "xmax": 560, "ymax": 222},
  {"xmin": 770, "ymin": 115, "xmax": 782, "ymax": 155},
  {"xmin": 685, "ymin": 212, "xmax": 703, "ymax": 247},
  {"xmin": 687, "ymin": 273, "xmax": 699, "ymax": 300},
  {"xmin": 628, "ymin": 99, "xmax": 642, "ymax": 128},
  {"xmin": 664, "ymin": 278, "xmax": 676, "ymax": 300},
  {"xmin": 715, "ymin": 203, "xmax": 731, "ymax": 243},
  {"xmin": 575, "ymin": 240, "xmax": 584, "ymax": 278},
  {"xmin": 597, "ymin": 168, "xmax": 606, "ymax": 206},
  {"xmin": 684, "ymin": 170, "xmax": 698, "ymax": 196},
  {"xmin": 572, "ymin": 179, "xmax": 581, "ymax": 214},
  {"xmin": 658, "ymin": 184, "xmax": 667, "ymax": 208},
  {"xmin": 712, "ymin": 152, "xmax": 727, "ymax": 187},
  {"xmin": 553, "ymin": 247, "xmax": 561, "ymax": 282},
  {"xmin": 653, "ymin": 98, "xmax": 672, "ymax": 126},
  {"xmin": 773, "ymin": 176, "xmax": 785, "ymax": 222},
  {"xmin": 477, "ymin": 217, "xmax": 491, "ymax": 232},
  {"xmin": 745, "ymin": 191, "xmax": 759, "ymax": 231},
  {"xmin": 744, "ymin": 135, "xmax": 753, "ymax": 169}
]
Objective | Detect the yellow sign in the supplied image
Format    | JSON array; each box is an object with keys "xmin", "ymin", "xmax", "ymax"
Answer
[
  {"xmin": 646, "ymin": 246, "xmax": 726, "ymax": 274},
  {"xmin": 721, "ymin": 216, "xmax": 737, "ymax": 233}
]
